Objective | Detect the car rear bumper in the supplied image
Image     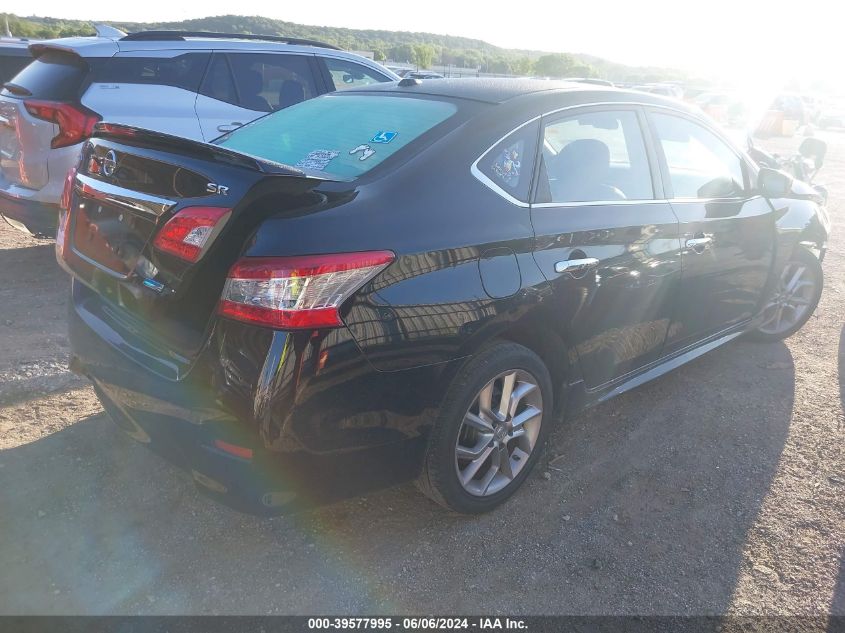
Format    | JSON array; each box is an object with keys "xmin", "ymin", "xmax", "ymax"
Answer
[
  {"xmin": 67, "ymin": 281, "xmax": 450, "ymax": 515},
  {"xmin": 0, "ymin": 191, "xmax": 58, "ymax": 237}
]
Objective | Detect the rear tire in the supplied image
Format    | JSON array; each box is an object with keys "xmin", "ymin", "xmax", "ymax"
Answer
[
  {"xmin": 747, "ymin": 248, "xmax": 823, "ymax": 342},
  {"xmin": 416, "ymin": 342, "xmax": 553, "ymax": 513}
]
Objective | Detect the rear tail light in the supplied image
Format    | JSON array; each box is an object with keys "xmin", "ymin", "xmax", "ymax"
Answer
[
  {"xmin": 24, "ymin": 100, "xmax": 101, "ymax": 149},
  {"xmin": 218, "ymin": 251, "xmax": 394, "ymax": 329},
  {"xmin": 152, "ymin": 207, "xmax": 231, "ymax": 262},
  {"xmin": 56, "ymin": 167, "xmax": 77, "ymax": 259}
]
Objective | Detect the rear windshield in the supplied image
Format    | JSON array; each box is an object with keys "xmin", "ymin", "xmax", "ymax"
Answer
[
  {"xmin": 216, "ymin": 94, "xmax": 457, "ymax": 179},
  {"xmin": 1, "ymin": 51, "xmax": 87, "ymax": 100}
]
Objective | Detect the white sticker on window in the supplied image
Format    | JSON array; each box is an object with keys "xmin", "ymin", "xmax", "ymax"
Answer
[
  {"xmin": 295, "ymin": 150, "xmax": 340, "ymax": 171},
  {"xmin": 349, "ymin": 144, "xmax": 376, "ymax": 161}
]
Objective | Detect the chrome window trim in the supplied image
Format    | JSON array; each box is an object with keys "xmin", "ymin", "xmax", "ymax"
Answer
[
  {"xmin": 470, "ymin": 115, "xmax": 539, "ymax": 208},
  {"xmin": 470, "ymin": 99, "xmax": 758, "ymax": 208},
  {"xmin": 534, "ymin": 194, "xmax": 764, "ymax": 209},
  {"xmin": 532, "ymin": 199, "xmax": 668, "ymax": 209}
]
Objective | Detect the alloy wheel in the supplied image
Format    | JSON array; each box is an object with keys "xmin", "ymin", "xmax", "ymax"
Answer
[
  {"xmin": 454, "ymin": 369, "xmax": 543, "ymax": 497},
  {"xmin": 757, "ymin": 260, "xmax": 818, "ymax": 335}
]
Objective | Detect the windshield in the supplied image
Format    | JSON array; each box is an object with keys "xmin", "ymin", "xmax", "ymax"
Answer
[{"xmin": 216, "ymin": 94, "xmax": 457, "ymax": 179}]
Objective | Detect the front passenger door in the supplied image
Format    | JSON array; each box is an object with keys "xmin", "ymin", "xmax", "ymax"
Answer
[
  {"xmin": 530, "ymin": 107, "xmax": 682, "ymax": 389},
  {"xmin": 647, "ymin": 111, "xmax": 775, "ymax": 353}
]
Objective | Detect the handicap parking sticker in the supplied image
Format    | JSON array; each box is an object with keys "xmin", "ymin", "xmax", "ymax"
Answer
[{"xmin": 371, "ymin": 131, "xmax": 398, "ymax": 144}]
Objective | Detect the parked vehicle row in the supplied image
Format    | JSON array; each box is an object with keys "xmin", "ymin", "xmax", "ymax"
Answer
[
  {"xmin": 0, "ymin": 29, "xmax": 397, "ymax": 236},
  {"xmin": 819, "ymin": 97, "xmax": 845, "ymax": 129},
  {"xmin": 55, "ymin": 78, "xmax": 829, "ymax": 514}
]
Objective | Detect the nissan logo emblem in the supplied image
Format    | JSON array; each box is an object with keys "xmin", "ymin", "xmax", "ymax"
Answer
[{"xmin": 101, "ymin": 150, "xmax": 117, "ymax": 177}]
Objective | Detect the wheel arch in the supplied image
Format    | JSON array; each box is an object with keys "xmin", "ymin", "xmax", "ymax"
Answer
[{"xmin": 496, "ymin": 321, "xmax": 574, "ymax": 422}]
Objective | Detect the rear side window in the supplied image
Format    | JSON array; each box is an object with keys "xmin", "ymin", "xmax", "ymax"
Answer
[
  {"xmin": 200, "ymin": 53, "xmax": 318, "ymax": 113},
  {"xmin": 1, "ymin": 51, "xmax": 87, "ymax": 100},
  {"xmin": 537, "ymin": 110, "xmax": 653, "ymax": 203},
  {"xmin": 200, "ymin": 54, "xmax": 237, "ymax": 104},
  {"xmin": 93, "ymin": 53, "xmax": 210, "ymax": 92},
  {"xmin": 323, "ymin": 58, "xmax": 390, "ymax": 91},
  {"xmin": 217, "ymin": 94, "xmax": 457, "ymax": 179},
  {"xmin": 475, "ymin": 121, "xmax": 539, "ymax": 203}
]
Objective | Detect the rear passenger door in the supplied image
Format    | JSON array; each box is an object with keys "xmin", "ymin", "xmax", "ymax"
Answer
[
  {"xmin": 83, "ymin": 51, "xmax": 210, "ymax": 140},
  {"xmin": 194, "ymin": 52, "xmax": 320, "ymax": 141},
  {"xmin": 646, "ymin": 110, "xmax": 774, "ymax": 353},
  {"xmin": 530, "ymin": 107, "xmax": 683, "ymax": 389}
]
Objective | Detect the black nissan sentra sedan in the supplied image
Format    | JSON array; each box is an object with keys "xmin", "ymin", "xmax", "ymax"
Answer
[{"xmin": 57, "ymin": 79, "xmax": 829, "ymax": 514}]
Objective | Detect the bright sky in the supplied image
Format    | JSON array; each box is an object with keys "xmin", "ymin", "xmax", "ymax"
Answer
[{"xmin": 18, "ymin": 0, "xmax": 844, "ymax": 85}]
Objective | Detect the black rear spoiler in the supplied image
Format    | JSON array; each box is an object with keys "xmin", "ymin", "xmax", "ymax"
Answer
[{"xmin": 91, "ymin": 122, "xmax": 315, "ymax": 177}]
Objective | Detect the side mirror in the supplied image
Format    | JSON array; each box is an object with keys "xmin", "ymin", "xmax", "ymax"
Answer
[
  {"xmin": 758, "ymin": 167, "xmax": 793, "ymax": 198},
  {"xmin": 799, "ymin": 137, "xmax": 826, "ymax": 170}
]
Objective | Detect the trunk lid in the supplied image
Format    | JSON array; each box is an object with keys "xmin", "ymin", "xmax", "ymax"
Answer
[{"xmin": 60, "ymin": 123, "xmax": 325, "ymax": 366}]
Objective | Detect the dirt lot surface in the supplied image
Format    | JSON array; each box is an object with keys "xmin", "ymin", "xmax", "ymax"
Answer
[{"xmin": 0, "ymin": 132, "xmax": 843, "ymax": 617}]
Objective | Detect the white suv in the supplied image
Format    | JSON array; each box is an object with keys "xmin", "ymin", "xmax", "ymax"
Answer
[{"xmin": 0, "ymin": 27, "xmax": 398, "ymax": 236}]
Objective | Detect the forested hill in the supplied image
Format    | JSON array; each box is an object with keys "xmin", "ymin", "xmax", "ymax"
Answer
[{"xmin": 4, "ymin": 13, "xmax": 691, "ymax": 83}]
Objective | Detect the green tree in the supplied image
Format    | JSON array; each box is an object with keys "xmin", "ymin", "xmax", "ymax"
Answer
[
  {"xmin": 389, "ymin": 43, "xmax": 415, "ymax": 64},
  {"xmin": 511, "ymin": 56, "xmax": 535, "ymax": 76},
  {"xmin": 534, "ymin": 53, "xmax": 580, "ymax": 78},
  {"xmin": 411, "ymin": 43, "xmax": 435, "ymax": 70},
  {"xmin": 487, "ymin": 57, "xmax": 512, "ymax": 74},
  {"xmin": 461, "ymin": 49, "xmax": 483, "ymax": 69}
]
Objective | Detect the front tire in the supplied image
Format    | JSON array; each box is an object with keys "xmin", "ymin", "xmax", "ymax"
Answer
[
  {"xmin": 417, "ymin": 342, "xmax": 553, "ymax": 513},
  {"xmin": 747, "ymin": 247, "xmax": 823, "ymax": 342}
]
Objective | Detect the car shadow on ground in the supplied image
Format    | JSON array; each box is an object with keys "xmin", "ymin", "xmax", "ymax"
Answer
[
  {"xmin": 0, "ymin": 337, "xmax": 797, "ymax": 615},
  {"xmin": 0, "ymin": 241, "xmax": 64, "ymax": 285}
]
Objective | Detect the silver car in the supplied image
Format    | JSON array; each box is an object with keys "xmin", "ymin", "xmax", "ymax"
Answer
[{"xmin": 0, "ymin": 27, "xmax": 397, "ymax": 236}]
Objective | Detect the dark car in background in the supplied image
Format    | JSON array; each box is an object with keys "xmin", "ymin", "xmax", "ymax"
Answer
[
  {"xmin": 404, "ymin": 70, "xmax": 444, "ymax": 79},
  {"xmin": 58, "ymin": 79, "xmax": 829, "ymax": 515}
]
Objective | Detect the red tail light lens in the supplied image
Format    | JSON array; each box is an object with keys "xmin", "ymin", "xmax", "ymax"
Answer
[
  {"xmin": 218, "ymin": 251, "xmax": 395, "ymax": 329},
  {"xmin": 152, "ymin": 207, "xmax": 231, "ymax": 262},
  {"xmin": 213, "ymin": 440, "xmax": 254, "ymax": 460},
  {"xmin": 24, "ymin": 100, "xmax": 101, "ymax": 149}
]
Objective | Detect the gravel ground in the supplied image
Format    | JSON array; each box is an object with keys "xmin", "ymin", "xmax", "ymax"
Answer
[{"xmin": 0, "ymin": 132, "xmax": 842, "ymax": 616}]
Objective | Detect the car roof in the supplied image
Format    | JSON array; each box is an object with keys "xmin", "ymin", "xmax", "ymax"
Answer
[
  {"xmin": 26, "ymin": 34, "xmax": 398, "ymax": 75},
  {"xmin": 0, "ymin": 39, "xmax": 36, "ymax": 54},
  {"xmin": 343, "ymin": 77, "xmax": 689, "ymax": 108}
]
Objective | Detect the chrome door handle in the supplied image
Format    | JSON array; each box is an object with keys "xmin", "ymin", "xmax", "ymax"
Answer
[
  {"xmin": 217, "ymin": 122, "xmax": 243, "ymax": 133},
  {"xmin": 554, "ymin": 257, "xmax": 600, "ymax": 276},
  {"xmin": 685, "ymin": 236, "xmax": 713, "ymax": 253}
]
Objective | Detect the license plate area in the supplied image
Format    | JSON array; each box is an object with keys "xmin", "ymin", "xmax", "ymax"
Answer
[{"xmin": 71, "ymin": 197, "xmax": 155, "ymax": 277}]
